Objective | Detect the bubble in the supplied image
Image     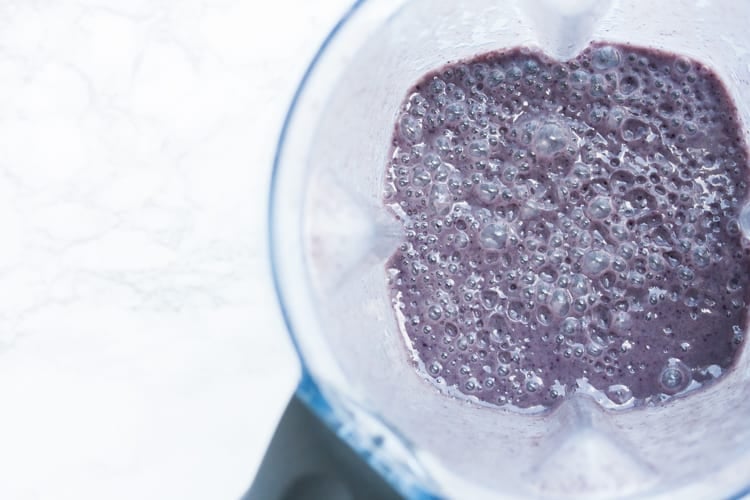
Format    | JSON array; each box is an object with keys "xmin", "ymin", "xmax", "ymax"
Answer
[
  {"xmin": 612, "ymin": 311, "xmax": 632, "ymax": 333},
  {"xmin": 648, "ymin": 253, "xmax": 665, "ymax": 272},
  {"xmin": 561, "ymin": 317, "xmax": 580, "ymax": 336},
  {"xmin": 628, "ymin": 271, "xmax": 645, "ymax": 287},
  {"xmin": 434, "ymin": 164, "xmax": 452, "ymax": 182},
  {"xmin": 659, "ymin": 359, "xmax": 691, "ymax": 394},
  {"xmin": 487, "ymin": 69, "xmax": 505, "ymax": 87},
  {"xmin": 478, "ymin": 182, "xmax": 500, "ymax": 203},
  {"xmin": 582, "ymin": 249, "xmax": 611, "ymax": 275},
  {"xmin": 589, "ymin": 74, "xmax": 607, "ymax": 97},
  {"xmin": 428, "ymin": 305, "xmax": 442, "ymax": 321},
  {"xmin": 469, "ymin": 140, "xmax": 489, "ymax": 158},
  {"xmin": 677, "ymin": 266, "xmax": 695, "ymax": 282},
  {"xmin": 524, "ymin": 59, "xmax": 540, "ymax": 74},
  {"xmin": 447, "ymin": 173, "xmax": 463, "ymax": 194},
  {"xmin": 489, "ymin": 313, "xmax": 509, "ymax": 337},
  {"xmin": 598, "ymin": 270, "xmax": 616, "ymax": 290},
  {"xmin": 589, "ymin": 107, "xmax": 605, "ymax": 123},
  {"xmin": 444, "ymin": 102, "xmax": 466, "ymax": 124},
  {"xmin": 434, "ymin": 135, "xmax": 451, "ymax": 154},
  {"xmin": 534, "ymin": 122, "xmax": 568, "ymax": 157},
  {"xmin": 587, "ymin": 196, "xmax": 612, "ymax": 219},
  {"xmin": 611, "ymin": 224, "xmax": 629, "ymax": 241},
  {"xmin": 690, "ymin": 246, "xmax": 709, "ymax": 267},
  {"xmin": 727, "ymin": 218, "xmax": 740, "ymax": 237},
  {"xmin": 457, "ymin": 336, "xmax": 469, "ymax": 351},
  {"xmin": 480, "ymin": 223, "xmax": 509, "ymax": 249},
  {"xmin": 537, "ymin": 305, "xmax": 552, "ymax": 326},
  {"xmin": 592, "ymin": 45, "xmax": 622, "ymax": 70},
  {"xmin": 674, "ymin": 57, "xmax": 691, "ymax": 74},
  {"xmin": 621, "ymin": 118, "xmax": 649, "ymax": 141},
  {"xmin": 728, "ymin": 274, "xmax": 743, "ymax": 292},
  {"xmin": 427, "ymin": 251, "xmax": 439, "ymax": 264},
  {"xmin": 549, "ymin": 289, "xmax": 571, "ymax": 316},
  {"xmin": 524, "ymin": 380, "xmax": 539, "ymax": 392},
  {"xmin": 592, "ymin": 305, "xmax": 611, "ymax": 329},
  {"xmin": 423, "ymin": 153, "xmax": 441, "ymax": 169},
  {"xmin": 569, "ymin": 274, "xmax": 590, "ymax": 297},
  {"xmin": 453, "ymin": 231, "xmax": 469, "ymax": 249},
  {"xmin": 733, "ymin": 325, "xmax": 744, "ymax": 345},
  {"xmin": 619, "ymin": 74, "xmax": 639, "ymax": 94},
  {"xmin": 573, "ymin": 297, "xmax": 587, "ymax": 314},
  {"xmin": 400, "ymin": 114, "xmax": 423, "ymax": 143},
  {"xmin": 619, "ymin": 243, "xmax": 635, "ymax": 260},
  {"xmin": 508, "ymin": 65, "xmax": 523, "ymax": 80},
  {"xmin": 481, "ymin": 289, "xmax": 500, "ymax": 309},
  {"xmin": 610, "ymin": 170, "xmax": 636, "ymax": 192},
  {"xmin": 586, "ymin": 342, "xmax": 603, "ymax": 357},
  {"xmin": 430, "ymin": 184, "xmax": 452, "ymax": 214},
  {"xmin": 683, "ymin": 288, "xmax": 699, "ymax": 307},
  {"xmin": 412, "ymin": 167, "xmax": 431, "ymax": 187},
  {"xmin": 429, "ymin": 361, "xmax": 442, "ymax": 375},
  {"xmin": 705, "ymin": 365, "xmax": 723, "ymax": 378},
  {"xmin": 507, "ymin": 301, "xmax": 528, "ymax": 323},
  {"xmin": 499, "ymin": 350, "xmax": 515, "ymax": 364},
  {"xmin": 429, "ymin": 77, "xmax": 446, "ymax": 94},
  {"xmin": 569, "ymin": 69, "xmax": 588, "ymax": 89},
  {"xmin": 607, "ymin": 384, "xmax": 633, "ymax": 405},
  {"xmin": 445, "ymin": 322, "xmax": 458, "ymax": 337}
]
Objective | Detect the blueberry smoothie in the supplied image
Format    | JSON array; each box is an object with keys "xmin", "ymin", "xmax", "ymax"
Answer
[{"xmin": 384, "ymin": 43, "xmax": 750, "ymax": 410}]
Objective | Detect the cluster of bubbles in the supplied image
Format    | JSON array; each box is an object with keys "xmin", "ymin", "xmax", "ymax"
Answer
[{"xmin": 384, "ymin": 43, "xmax": 750, "ymax": 411}]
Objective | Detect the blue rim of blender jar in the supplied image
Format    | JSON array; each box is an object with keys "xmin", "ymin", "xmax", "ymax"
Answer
[{"xmin": 268, "ymin": 1, "xmax": 440, "ymax": 499}]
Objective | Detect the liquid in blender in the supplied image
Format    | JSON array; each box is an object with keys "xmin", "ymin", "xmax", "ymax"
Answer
[{"xmin": 384, "ymin": 43, "xmax": 750, "ymax": 411}]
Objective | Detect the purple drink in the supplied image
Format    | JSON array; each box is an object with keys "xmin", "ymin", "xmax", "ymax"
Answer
[{"xmin": 384, "ymin": 43, "xmax": 750, "ymax": 410}]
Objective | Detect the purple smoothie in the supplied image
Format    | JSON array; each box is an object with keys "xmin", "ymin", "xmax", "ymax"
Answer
[{"xmin": 384, "ymin": 43, "xmax": 750, "ymax": 410}]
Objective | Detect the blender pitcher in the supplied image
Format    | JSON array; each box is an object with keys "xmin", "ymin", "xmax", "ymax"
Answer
[{"xmin": 260, "ymin": 0, "xmax": 750, "ymax": 498}]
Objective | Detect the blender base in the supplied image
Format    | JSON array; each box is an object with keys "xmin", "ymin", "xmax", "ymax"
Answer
[{"xmin": 244, "ymin": 393, "xmax": 405, "ymax": 500}]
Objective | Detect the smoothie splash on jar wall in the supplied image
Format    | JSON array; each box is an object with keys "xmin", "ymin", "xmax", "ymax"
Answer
[{"xmin": 384, "ymin": 43, "xmax": 750, "ymax": 411}]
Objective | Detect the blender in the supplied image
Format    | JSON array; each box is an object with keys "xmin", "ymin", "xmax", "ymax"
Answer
[{"xmin": 253, "ymin": 0, "xmax": 750, "ymax": 498}]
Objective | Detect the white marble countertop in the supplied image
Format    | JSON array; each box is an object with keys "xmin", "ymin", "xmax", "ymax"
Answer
[{"xmin": 0, "ymin": 1, "xmax": 350, "ymax": 498}]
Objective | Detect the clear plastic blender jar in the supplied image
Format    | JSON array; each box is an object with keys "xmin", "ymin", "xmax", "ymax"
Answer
[{"xmin": 269, "ymin": 0, "xmax": 750, "ymax": 498}]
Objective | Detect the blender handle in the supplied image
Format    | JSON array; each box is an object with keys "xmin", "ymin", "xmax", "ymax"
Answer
[{"xmin": 243, "ymin": 393, "xmax": 405, "ymax": 500}]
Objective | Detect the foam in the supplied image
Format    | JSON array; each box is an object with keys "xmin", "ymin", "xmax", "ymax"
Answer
[{"xmin": 385, "ymin": 43, "xmax": 750, "ymax": 410}]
